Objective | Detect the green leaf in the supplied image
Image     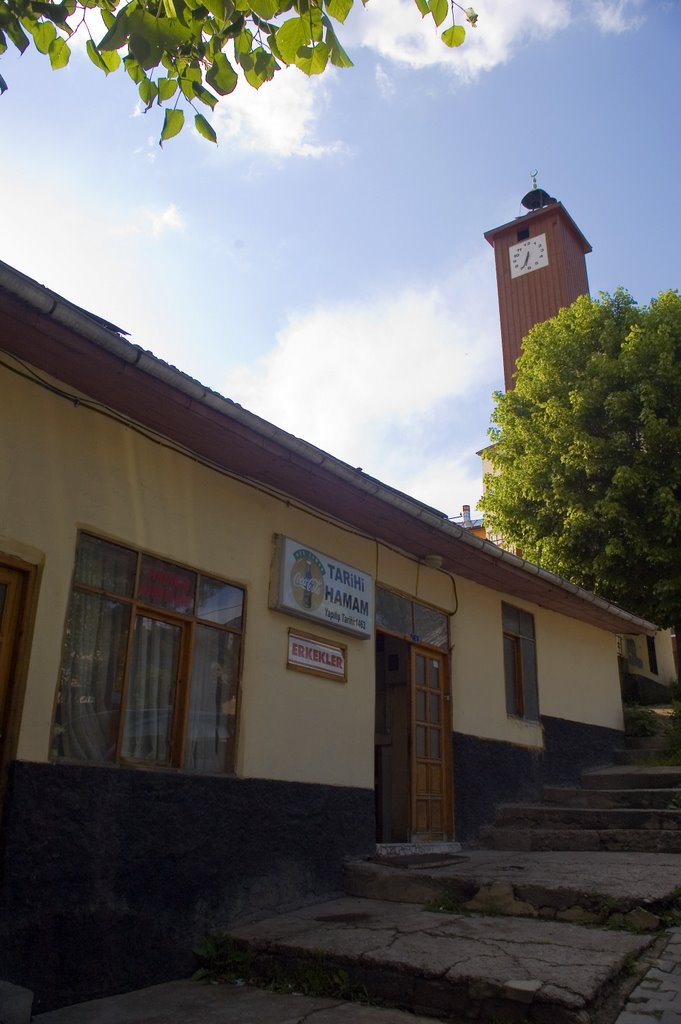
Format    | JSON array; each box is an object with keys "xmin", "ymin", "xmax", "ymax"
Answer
[
  {"xmin": 32, "ymin": 2, "xmax": 73, "ymax": 26},
  {"xmin": 192, "ymin": 82, "xmax": 218, "ymax": 108},
  {"xmin": 123, "ymin": 54, "xmax": 145, "ymax": 82},
  {"xmin": 323, "ymin": 15, "xmax": 352, "ymax": 67},
  {"xmin": 249, "ymin": 0, "xmax": 278, "ymax": 16},
  {"xmin": 162, "ymin": 0, "xmax": 177, "ymax": 16},
  {"xmin": 202, "ymin": 0, "xmax": 232, "ymax": 20},
  {"xmin": 205, "ymin": 51, "xmax": 237, "ymax": 93},
  {"xmin": 195, "ymin": 112, "xmax": 217, "ymax": 142},
  {"xmin": 0, "ymin": 29, "xmax": 6, "ymax": 54},
  {"xmin": 413, "ymin": 0, "xmax": 428, "ymax": 15},
  {"xmin": 29, "ymin": 18, "xmax": 56, "ymax": 53},
  {"xmin": 87, "ymin": 37, "xmax": 109, "ymax": 70},
  {"xmin": 99, "ymin": 46, "xmax": 121, "ymax": 70},
  {"xmin": 294, "ymin": 39, "xmax": 328, "ymax": 75},
  {"xmin": 275, "ymin": 14, "xmax": 310, "ymax": 63},
  {"xmin": 47, "ymin": 33, "xmax": 69, "ymax": 67},
  {"xmin": 98, "ymin": 8, "xmax": 129, "ymax": 50},
  {"xmin": 428, "ymin": 0, "xmax": 447, "ymax": 27},
  {"xmin": 157, "ymin": 74, "xmax": 178, "ymax": 101},
  {"xmin": 441, "ymin": 23, "xmax": 465, "ymax": 46},
  {"xmin": 160, "ymin": 106, "xmax": 184, "ymax": 144},
  {"xmin": 0, "ymin": 71, "xmax": 7, "ymax": 94},
  {"xmin": 139, "ymin": 75, "xmax": 158, "ymax": 106},
  {"xmin": 6, "ymin": 16, "xmax": 30, "ymax": 53},
  {"xmin": 324, "ymin": 0, "xmax": 352, "ymax": 21},
  {"xmin": 243, "ymin": 46, "xmax": 275, "ymax": 87}
]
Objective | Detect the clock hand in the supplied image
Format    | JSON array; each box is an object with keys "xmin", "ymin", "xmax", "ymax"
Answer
[{"xmin": 522, "ymin": 251, "xmax": 530, "ymax": 268}]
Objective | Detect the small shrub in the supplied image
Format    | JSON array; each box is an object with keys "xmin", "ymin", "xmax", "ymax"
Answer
[
  {"xmin": 623, "ymin": 705, "xmax": 660, "ymax": 738},
  {"xmin": 193, "ymin": 933, "xmax": 255, "ymax": 984}
]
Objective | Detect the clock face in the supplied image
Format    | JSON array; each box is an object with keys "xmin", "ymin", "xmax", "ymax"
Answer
[{"xmin": 509, "ymin": 233, "xmax": 549, "ymax": 278}]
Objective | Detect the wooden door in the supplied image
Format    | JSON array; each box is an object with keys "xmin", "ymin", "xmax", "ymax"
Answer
[
  {"xmin": 0, "ymin": 566, "xmax": 25, "ymax": 805},
  {"xmin": 411, "ymin": 647, "xmax": 452, "ymax": 841}
]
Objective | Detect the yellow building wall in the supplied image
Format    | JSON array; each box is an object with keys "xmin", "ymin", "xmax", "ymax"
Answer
[
  {"xmin": 622, "ymin": 630, "xmax": 677, "ymax": 687},
  {"xmin": 450, "ymin": 576, "xmax": 624, "ymax": 747},
  {"xmin": 1, "ymin": 355, "xmax": 628, "ymax": 791},
  {"xmin": 1, "ymin": 360, "xmax": 380, "ymax": 789}
]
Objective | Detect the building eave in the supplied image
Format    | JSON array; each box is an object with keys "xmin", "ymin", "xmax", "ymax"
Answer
[{"xmin": 0, "ymin": 259, "xmax": 654, "ymax": 636}]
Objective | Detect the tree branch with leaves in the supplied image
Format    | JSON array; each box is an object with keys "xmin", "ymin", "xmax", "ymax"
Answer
[
  {"xmin": 0, "ymin": 0, "xmax": 478, "ymax": 143},
  {"xmin": 480, "ymin": 289, "xmax": 681, "ymax": 632}
]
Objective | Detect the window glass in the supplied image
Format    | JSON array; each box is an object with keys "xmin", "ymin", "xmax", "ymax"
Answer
[
  {"xmin": 502, "ymin": 602, "xmax": 539, "ymax": 721},
  {"xmin": 521, "ymin": 640, "xmax": 539, "ymax": 721},
  {"xmin": 54, "ymin": 591, "xmax": 130, "ymax": 762},
  {"xmin": 519, "ymin": 610, "xmax": 535, "ymax": 640},
  {"xmin": 377, "ymin": 588, "xmax": 449, "ymax": 650},
  {"xmin": 74, "ymin": 534, "xmax": 136, "ymax": 596},
  {"xmin": 185, "ymin": 625, "xmax": 240, "ymax": 773},
  {"xmin": 502, "ymin": 603, "xmax": 519, "ymax": 634},
  {"xmin": 121, "ymin": 616, "xmax": 181, "ymax": 765},
  {"xmin": 503, "ymin": 633, "xmax": 520, "ymax": 717},
  {"xmin": 137, "ymin": 556, "xmax": 196, "ymax": 615},
  {"xmin": 376, "ymin": 589, "xmax": 412, "ymax": 636},
  {"xmin": 197, "ymin": 576, "xmax": 243, "ymax": 628},
  {"xmin": 414, "ymin": 604, "xmax": 448, "ymax": 650},
  {"xmin": 53, "ymin": 534, "xmax": 245, "ymax": 775}
]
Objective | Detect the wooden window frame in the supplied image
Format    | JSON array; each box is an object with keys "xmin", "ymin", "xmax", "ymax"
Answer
[
  {"xmin": 502, "ymin": 602, "xmax": 539, "ymax": 722},
  {"xmin": 52, "ymin": 532, "xmax": 245, "ymax": 774}
]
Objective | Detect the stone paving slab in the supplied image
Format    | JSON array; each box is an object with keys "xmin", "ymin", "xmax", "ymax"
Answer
[
  {"xmin": 346, "ymin": 849, "xmax": 681, "ymax": 916},
  {"xmin": 229, "ymin": 896, "xmax": 654, "ymax": 1023},
  {"xmin": 615, "ymin": 928, "xmax": 681, "ymax": 1023},
  {"xmin": 32, "ymin": 979, "xmax": 439, "ymax": 1024}
]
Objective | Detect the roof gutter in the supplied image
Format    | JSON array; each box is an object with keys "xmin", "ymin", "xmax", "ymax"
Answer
[{"xmin": 0, "ymin": 261, "xmax": 657, "ymax": 635}]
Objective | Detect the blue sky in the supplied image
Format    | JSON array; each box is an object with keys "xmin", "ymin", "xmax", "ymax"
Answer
[{"xmin": 1, "ymin": 0, "xmax": 679, "ymax": 520}]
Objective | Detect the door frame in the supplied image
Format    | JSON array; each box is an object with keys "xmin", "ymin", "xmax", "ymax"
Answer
[
  {"xmin": 410, "ymin": 645, "xmax": 453, "ymax": 842},
  {"xmin": 374, "ymin": 627, "xmax": 454, "ymax": 843},
  {"xmin": 0, "ymin": 553, "xmax": 40, "ymax": 811}
]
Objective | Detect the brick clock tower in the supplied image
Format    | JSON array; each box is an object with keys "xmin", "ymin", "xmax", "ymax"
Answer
[{"xmin": 484, "ymin": 179, "xmax": 592, "ymax": 390}]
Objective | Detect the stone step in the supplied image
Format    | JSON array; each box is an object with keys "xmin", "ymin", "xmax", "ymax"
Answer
[
  {"xmin": 494, "ymin": 804, "xmax": 681, "ymax": 831},
  {"xmin": 480, "ymin": 826, "xmax": 681, "ymax": 852},
  {"xmin": 624, "ymin": 735, "xmax": 670, "ymax": 750},
  {"xmin": 581, "ymin": 765, "xmax": 681, "ymax": 790},
  {"xmin": 227, "ymin": 896, "xmax": 654, "ymax": 1024},
  {"xmin": 542, "ymin": 786, "xmax": 681, "ymax": 809},
  {"xmin": 612, "ymin": 747, "xmax": 669, "ymax": 765},
  {"xmin": 343, "ymin": 855, "xmax": 676, "ymax": 926}
]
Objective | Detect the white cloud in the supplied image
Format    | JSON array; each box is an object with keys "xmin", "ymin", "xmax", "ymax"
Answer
[
  {"xmin": 211, "ymin": 68, "xmax": 346, "ymax": 159},
  {"xmin": 589, "ymin": 0, "xmax": 645, "ymax": 33},
  {"xmin": 346, "ymin": 0, "xmax": 572, "ymax": 78},
  {"xmin": 110, "ymin": 203, "xmax": 185, "ymax": 238},
  {"xmin": 375, "ymin": 63, "xmax": 395, "ymax": 98},
  {"xmin": 226, "ymin": 255, "xmax": 502, "ymax": 514}
]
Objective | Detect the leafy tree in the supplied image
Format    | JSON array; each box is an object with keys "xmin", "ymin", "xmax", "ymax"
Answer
[
  {"xmin": 480, "ymin": 289, "xmax": 681, "ymax": 635},
  {"xmin": 0, "ymin": 0, "xmax": 478, "ymax": 143}
]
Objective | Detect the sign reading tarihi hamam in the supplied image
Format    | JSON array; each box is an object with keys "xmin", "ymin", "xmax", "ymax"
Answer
[{"xmin": 271, "ymin": 535, "xmax": 373, "ymax": 639}]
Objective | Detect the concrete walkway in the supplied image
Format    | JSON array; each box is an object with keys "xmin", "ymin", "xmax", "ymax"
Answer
[
  {"xmin": 31, "ymin": 927, "xmax": 681, "ymax": 1024},
  {"xmin": 31, "ymin": 850, "xmax": 681, "ymax": 1023}
]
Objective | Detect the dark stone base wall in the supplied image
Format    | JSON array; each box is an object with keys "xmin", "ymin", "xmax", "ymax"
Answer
[
  {"xmin": 0, "ymin": 761, "xmax": 375, "ymax": 1012},
  {"xmin": 452, "ymin": 715, "xmax": 623, "ymax": 843}
]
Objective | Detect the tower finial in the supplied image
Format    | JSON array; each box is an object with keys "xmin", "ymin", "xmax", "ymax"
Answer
[{"xmin": 530, "ymin": 169, "xmax": 538, "ymax": 190}]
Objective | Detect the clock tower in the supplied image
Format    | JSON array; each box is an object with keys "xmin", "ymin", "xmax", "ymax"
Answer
[{"xmin": 484, "ymin": 179, "xmax": 592, "ymax": 390}]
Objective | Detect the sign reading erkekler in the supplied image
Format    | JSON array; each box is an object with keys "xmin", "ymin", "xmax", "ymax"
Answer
[{"xmin": 271, "ymin": 535, "xmax": 373, "ymax": 639}]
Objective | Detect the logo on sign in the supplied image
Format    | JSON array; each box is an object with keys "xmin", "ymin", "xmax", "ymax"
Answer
[{"xmin": 290, "ymin": 549, "xmax": 325, "ymax": 611}]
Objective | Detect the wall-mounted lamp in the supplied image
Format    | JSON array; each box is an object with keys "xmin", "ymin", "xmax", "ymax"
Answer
[{"xmin": 423, "ymin": 554, "xmax": 443, "ymax": 570}]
